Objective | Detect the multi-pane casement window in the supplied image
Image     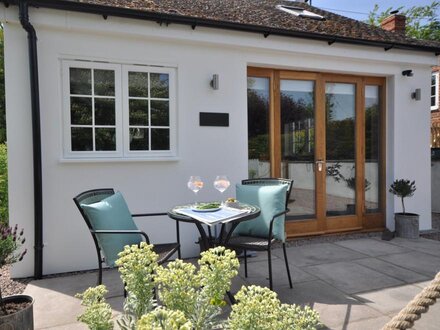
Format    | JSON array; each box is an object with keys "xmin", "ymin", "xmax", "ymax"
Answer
[
  {"xmin": 62, "ymin": 61, "xmax": 176, "ymax": 159},
  {"xmin": 432, "ymin": 72, "xmax": 439, "ymax": 111}
]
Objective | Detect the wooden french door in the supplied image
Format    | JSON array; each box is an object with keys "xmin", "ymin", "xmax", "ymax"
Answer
[{"xmin": 247, "ymin": 68, "xmax": 386, "ymax": 237}]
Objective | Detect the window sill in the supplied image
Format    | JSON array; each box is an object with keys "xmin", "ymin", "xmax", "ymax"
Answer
[{"xmin": 59, "ymin": 157, "xmax": 180, "ymax": 164}]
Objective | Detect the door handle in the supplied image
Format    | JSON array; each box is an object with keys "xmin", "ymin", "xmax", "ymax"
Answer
[{"xmin": 316, "ymin": 160, "xmax": 325, "ymax": 172}]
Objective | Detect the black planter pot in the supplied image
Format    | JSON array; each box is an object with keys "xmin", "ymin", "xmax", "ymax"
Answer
[
  {"xmin": 395, "ymin": 213, "xmax": 420, "ymax": 239},
  {"xmin": 0, "ymin": 295, "xmax": 34, "ymax": 330}
]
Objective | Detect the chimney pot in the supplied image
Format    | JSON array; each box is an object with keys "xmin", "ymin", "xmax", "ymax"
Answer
[{"xmin": 380, "ymin": 14, "xmax": 406, "ymax": 34}]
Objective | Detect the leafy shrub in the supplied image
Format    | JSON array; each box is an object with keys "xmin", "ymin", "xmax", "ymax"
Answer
[
  {"xmin": 77, "ymin": 245, "xmax": 321, "ymax": 330},
  {"xmin": 76, "ymin": 285, "xmax": 113, "ymax": 330},
  {"xmin": 389, "ymin": 179, "xmax": 416, "ymax": 214}
]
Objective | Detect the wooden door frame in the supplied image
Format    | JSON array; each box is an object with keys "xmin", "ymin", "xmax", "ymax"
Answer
[{"xmin": 247, "ymin": 68, "xmax": 386, "ymax": 237}]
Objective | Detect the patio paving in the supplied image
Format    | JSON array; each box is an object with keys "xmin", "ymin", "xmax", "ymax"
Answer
[{"xmin": 23, "ymin": 237, "xmax": 440, "ymax": 329}]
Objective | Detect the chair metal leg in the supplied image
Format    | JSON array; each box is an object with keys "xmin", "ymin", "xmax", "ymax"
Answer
[
  {"xmin": 97, "ymin": 260, "xmax": 103, "ymax": 285},
  {"xmin": 268, "ymin": 249, "xmax": 273, "ymax": 290},
  {"xmin": 283, "ymin": 243, "xmax": 293, "ymax": 288},
  {"xmin": 244, "ymin": 249, "xmax": 248, "ymax": 278}
]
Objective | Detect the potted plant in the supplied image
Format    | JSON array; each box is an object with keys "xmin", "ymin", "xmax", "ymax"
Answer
[
  {"xmin": 389, "ymin": 179, "xmax": 419, "ymax": 239},
  {"xmin": 0, "ymin": 223, "xmax": 33, "ymax": 329}
]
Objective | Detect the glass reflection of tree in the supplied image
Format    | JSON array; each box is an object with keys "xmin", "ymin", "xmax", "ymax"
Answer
[
  {"xmin": 281, "ymin": 92, "xmax": 314, "ymax": 161},
  {"xmin": 247, "ymin": 78, "xmax": 269, "ymax": 161},
  {"xmin": 365, "ymin": 104, "xmax": 379, "ymax": 161},
  {"xmin": 326, "ymin": 94, "xmax": 355, "ymax": 161}
]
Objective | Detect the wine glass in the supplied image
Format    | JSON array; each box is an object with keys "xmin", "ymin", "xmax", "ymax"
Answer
[
  {"xmin": 214, "ymin": 175, "xmax": 230, "ymax": 197},
  {"xmin": 187, "ymin": 176, "xmax": 204, "ymax": 205}
]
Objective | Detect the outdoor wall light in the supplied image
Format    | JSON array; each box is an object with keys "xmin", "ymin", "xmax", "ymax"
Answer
[
  {"xmin": 402, "ymin": 69, "xmax": 414, "ymax": 77},
  {"xmin": 411, "ymin": 88, "xmax": 421, "ymax": 101},
  {"xmin": 210, "ymin": 74, "xmax": 219, "ymax": 90}
]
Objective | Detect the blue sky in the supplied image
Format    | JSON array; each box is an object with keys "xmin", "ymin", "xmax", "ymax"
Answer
[{"xmin": 310, "ymin": 0, "xmax": 437, "ymax": 20}]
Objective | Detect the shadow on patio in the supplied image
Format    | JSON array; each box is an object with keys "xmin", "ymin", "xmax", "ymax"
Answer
[{"xmin": 24, "ymin": 236, "xmax": 440, "ymax": 330}]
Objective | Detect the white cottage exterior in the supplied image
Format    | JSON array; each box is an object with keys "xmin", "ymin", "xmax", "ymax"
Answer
[{"xmin": 1, "ymin": 0, "xmax": 438, "ymax": 278}]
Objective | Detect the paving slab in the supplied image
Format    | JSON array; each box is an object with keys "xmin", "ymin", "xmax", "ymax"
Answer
[
  {"xmin": 378, "ymin": 237, "xmax": 440, "ymax": 257},
  {"xmin": 355, "ymin": 284, "xmax": 423, "ymax": 315},
  {"xmin": 303, "ymin": 261, "xmax": 403, "ymax": 294},
  {"xmin": 343, "ymin": 315, "xmax": 391, "ymax": 330},
  {"xmin": 238, "ymin": 258, "xmax": 316, "ymax": 288},
  {"xmin": 335, "ymin": 238, "xmax": 410, "ymax": 257},
  {"xmin": 378, "ymin": 251, "xmax": 440, "ymax": 277},
  {"xmin": 276, "ymin": 280, "xmax": 383, "ymax": 329},
  {"xmin": 354, "ymin": 257, "xmax": 430, "ymax": 283},
  {"xmin": 275, "ymin": 242, "xmax": 367, "ymax": 267}
]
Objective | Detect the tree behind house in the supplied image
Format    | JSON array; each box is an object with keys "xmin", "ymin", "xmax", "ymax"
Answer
[{"xmin": 367, "ymin": 1, "xmax": 440, "ymax": 41}]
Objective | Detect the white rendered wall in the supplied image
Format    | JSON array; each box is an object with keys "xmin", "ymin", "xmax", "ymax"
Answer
[{"xmin": 1, "ymin": 7, "xmax": 436, "ymax": 277}]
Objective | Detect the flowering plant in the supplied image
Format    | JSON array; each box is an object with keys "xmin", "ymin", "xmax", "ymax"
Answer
[
  {"xmin": 77, "ymin": 245, "xmax": 321, "ymax": 330},
  {"xmin": 0, "ymin": 223, "xmax": 26, "ymax": 315}
]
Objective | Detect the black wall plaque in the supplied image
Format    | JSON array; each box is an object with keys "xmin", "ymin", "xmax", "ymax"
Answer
[{"xmin": 199, "ymin": 112, "xmax": 229, "ymax": 127}]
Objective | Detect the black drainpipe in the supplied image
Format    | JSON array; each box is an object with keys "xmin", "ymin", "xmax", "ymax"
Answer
[{"xmin": 18, "ymin": 0, "xmax": 43, "ymax": 279}]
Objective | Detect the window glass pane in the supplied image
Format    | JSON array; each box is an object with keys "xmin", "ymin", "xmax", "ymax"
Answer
[
  {"xmin": 129, "ymin": 100, "xmax": 149, "ymax": 126},
  {"xmin": 94, "ymin": 70, "xmax": 115, "ymax": 96},
  {"xmin": 130, "ymin": 128, "xmax": 149, "ymax": 150},
  {"xmin": 129, "ymin": 72, "xmax": 149, "ymax": 97},
  {"xmin": 280, "ymin": 80, "xmax": 315, "ymax": 219},
  {"xmin": 151, "ymin": 128, "xmax": 170, "ymax": 150},
  {"xmin": 151, "ymin": 101, "xmax": 169, "ymax": 126},
  {"xmin": 95, "ymin": 128, "xmax": 116, "ymax": 151},
  {"xmin": 71, "ymin": 127, "xmax": 93, "ymax": 151},
  {"xmin": 325, "ymin": 83, "xmax": 356, "ymax": 216},
  {"xmin": 150, "ymin": 73, "xmax": 169, "ymax": 98},
  {"xmin": 70, "ymin": 68, "xmax": 91, "ymax": 95},
  {"xmin": 247, "ymin": 77, "xmax": 270, "ymax": 178},
  {"xmin": 95, "ymin": 98, "xmax": 115, "ymax": 126},
  {"xmin": 71, "ymin": 97, "xmax": 92, "ymax": 125},
  {"xmin": 365, "ymin": 85, "xmax": 381, "ymax": 213}
]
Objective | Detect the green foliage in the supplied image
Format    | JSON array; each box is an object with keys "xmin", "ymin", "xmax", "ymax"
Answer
[
  {"xmin": 155, "ymin": 259, "xmax": 199, "ymax": 317},
  {"xmin": 115, "ymin": 242, "xmax": 158, "ymax": 319},
  {"xmin": 0, "ymin": 144, "xmax": 7, "ymax": 223},
  {"xmin": 389, "ymin": 179, "xmax": 416, "ymax": 214},
  {"xmin": 367, "ymin": 1, "xmax": 440, "ymax": 41},
  {"xmin": 76, "ymin": 285, "xmax": 113, "ymax": 330},
  {"xmin": 78, "ymin": 245, "xmax": 321, "ymax": 330},
  {"xmin": 229, "ymin": 285, "xmax": 321, "ymax": 330},
  {"xmin": 0, "ymin": 223, "xmax": 25, "ymax": 268},
  {"xmin": 137, "ymin": 308, "xmax": 192, "ymax": 330}
]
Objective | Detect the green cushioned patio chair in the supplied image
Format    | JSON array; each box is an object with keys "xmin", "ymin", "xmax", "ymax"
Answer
[
  {"xmin": 74, "ymin": 188, "xmax": 180, "ymax": 285},
  {"xmin": 223, "ymin": 178, "xmax": 293, "ymax": 290}
]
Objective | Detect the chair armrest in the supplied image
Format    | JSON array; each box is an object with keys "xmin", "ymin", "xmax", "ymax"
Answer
[
  {"xmin": 268, "ymin": 208, "xmax": 290, "ymax": 243},
  {"xmin": 132, "ymin": 212, "xmax": 168, "ymax": 218},
  {"xmin": 130, "ymin": 213, "xmax": 181, "ymax": 257},
  {"xmin": 91, "ymin": 229, "xmax": 150, "ymax": 244}
]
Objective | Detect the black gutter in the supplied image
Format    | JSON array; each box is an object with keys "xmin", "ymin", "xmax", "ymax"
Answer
[
  {"xmin": 18, "ymin": 0, "xmax": 43, "ymax": 279},
  {"xmin": 3, "ymin": 0, "xmax": 440, "ymax": 55}
]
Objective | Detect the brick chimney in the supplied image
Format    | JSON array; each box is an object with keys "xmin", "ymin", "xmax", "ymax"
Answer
[{"xmin": 380, "ymin": 14, "xmax": 406, "ymax": 34}]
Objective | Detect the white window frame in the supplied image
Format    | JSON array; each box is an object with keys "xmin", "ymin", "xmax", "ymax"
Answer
[
  {"xmin": 432, "ymin": 72, "xmax": 439, "ymax": 111},
  {"xmin": 62, "ymin": 60, "xmax": 177, "ymax": 160},
  {"xmin": 122, "ymin": 65, "xmax": 177, "ymax": 158}
]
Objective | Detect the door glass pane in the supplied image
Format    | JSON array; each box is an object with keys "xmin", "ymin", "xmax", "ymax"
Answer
[
  {"xmin": 365, "ymin": 85, "xmax": 381, "ymax": 213},
  {"xmin": 280, "ymin": 80, "xmax": 315, "ymax": 219},
  {"xmin": 247, "ymin": 77, "xmax": 270, "ymax": 178},
  {"xmin": 326, "ymin": 83, "xmax": 356, "ymax": 216}
]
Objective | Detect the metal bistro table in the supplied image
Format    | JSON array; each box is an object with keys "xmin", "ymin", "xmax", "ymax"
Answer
[{"xmin": 168, "ymin": 203, "xmax": 261, "ymax": 252}]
